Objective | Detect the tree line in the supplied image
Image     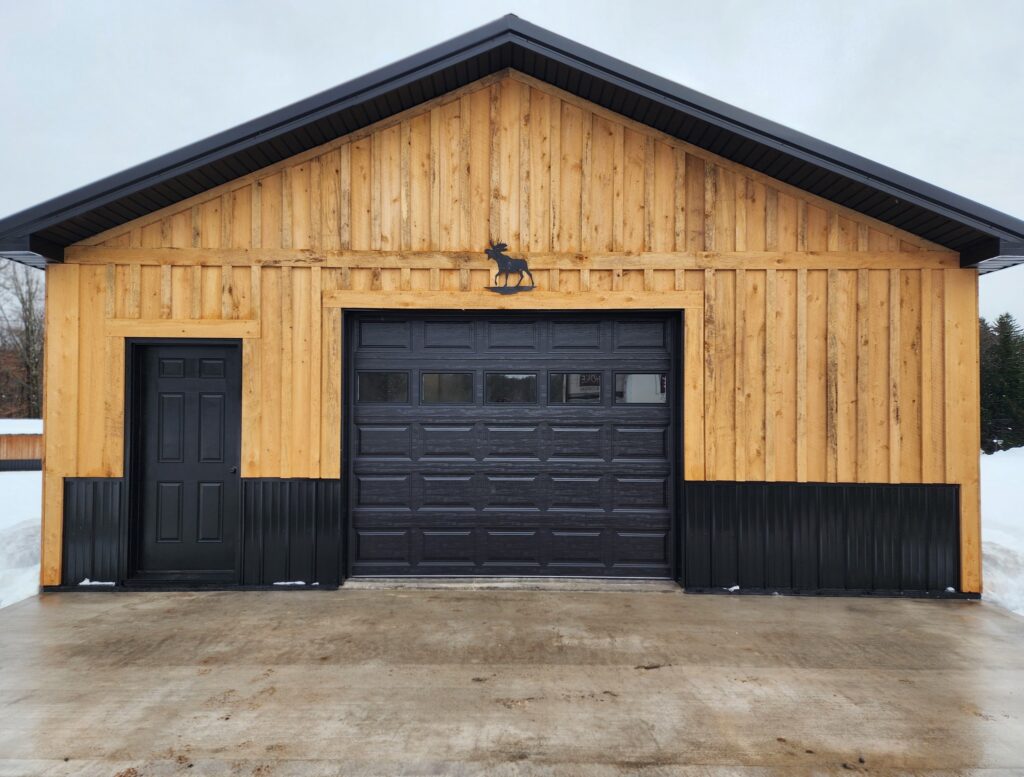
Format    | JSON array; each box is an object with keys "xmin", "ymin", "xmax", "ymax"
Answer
[
  {"xmin": 981, "ymin": 313, "xmax": 1024, "ymax": 453},
  {"xmin": 0, "ymin": 260, "xmax": 43, "ymax": 418}
]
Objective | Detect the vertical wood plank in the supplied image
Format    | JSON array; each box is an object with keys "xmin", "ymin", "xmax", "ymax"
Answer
[
  {"xmin": 260, "ymin": 268, "xmax": 282, "ymax": 476},
  {"xmin": 321, "ymin": 306, "xmax": 343, "ymax": 477},
  {"xmin": 241, "ymin": 337, "xmax": 261, "ymax": 477},
  {"xmin": 42, "ymin": 264, "xmax": 80, "ymax": 584},
  {"xmin": 308, "ymin": 266, "xmax": 322, "ymax": 476},
  {"xmin": 856, "ymin": 269, "xmax": 870, "ymax": 481},
  {"xmin": 920, "ymin": 268, "xmax": 936, "ymax": 481},
  {"xmin": 159, "ymin": 265, "xmax": 172, "ymax": 319},
  {"xmin": 806, "ymin": 270, "xmax": 828, "ymax": 482},
  {"xmin": 889, "ymin": 269, "xmax": 901, "ymax": 483},
  {"xmin": 279, "ymin": 266, "xmax": 293, "ymax": 476},
  {"xmin": 733, "ymin": 268, "xmax": 746, "ymax": 481},
  {"xmin": 796, "ymin": 268, "xmax": 808, "ymax": 481},
  {"xmin": 764, "ymin": 269, "xmax": 777, "ymax": 481},
  {"xmin": 527, "ymin": 88, "xmax": 550, "ymax": 252},
  {"xmin": 944, "ymin": 269, "xmax": 981, "ymax": 592},
  {"xmin": 826, "ymin": 269, "xmax": 840, "ymax": 482},
  {"xmin": 684, "ymin": 306, "xmax": 705, "ymax": 480},
  {"xmin": 703, "ymin": 269, "xmax": 717, "ymax": 479},
  {"xmin": 621, "ymin": 129, "xmax": 645, "ymax": 252},
  {"xmin": 744, "ymin": 270, "xmax": 766, "ymax": 480}
]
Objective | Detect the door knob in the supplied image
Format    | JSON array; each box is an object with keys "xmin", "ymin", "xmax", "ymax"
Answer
[{"xmin": 230, "ymin": 466, "xmax": 238, "ymax": 474}]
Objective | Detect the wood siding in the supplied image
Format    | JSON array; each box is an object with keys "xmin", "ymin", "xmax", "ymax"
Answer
[
  {"xmin": 0, "ymin": 434, "xmax": 43, "ymax": 461},
  {"xmin": 42, "ymin": 71, "xmax": 980, "ymax": 591}
]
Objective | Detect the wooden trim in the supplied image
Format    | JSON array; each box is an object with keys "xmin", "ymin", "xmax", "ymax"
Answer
[
  {"xmin": 66, "ymin": 245, "xmax": 959, "ymax": 270},
  {"xmin": 42, "ymin": 264, "xmax": 81, "ymax": 586},
  {"xmin": 104, "ymin": 319, "xmax": 260, "ymax": 338},
  {"xmin": 943, "ymin": 269, "xmax": 981, "ymax": 593},
  {"xmin": 322, "ymin": 289, "xmax": 704, "ymax": 310}
]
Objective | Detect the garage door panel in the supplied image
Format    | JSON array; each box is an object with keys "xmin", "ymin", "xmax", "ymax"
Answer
[
  {"xmin": 612, "ymin": 531, "xmax": 671, "ymax": 566},
  {"xmin": 421, "ymin": 425, "xmax": 476, "ymax": 459},
  {"xmin": 549, "ymin": 476, "xmax": 604, "ymax": 509},
  {"xmin": 549, "ymin": 530, "xmax": 604, "ymax": 563},
  {"xmin": 613, "ymin": 476, "xmax": 669, "ymax": 510},
  {"xmin": 348, "ymin": 313, "xmax": 677, "ymax": 578},
  {"xmin": 355, "ymin": 530, "xmax": 411, "ymax": 563},
  {"xmin": 612, "ymin": 426, "xmax": 669, "ymax": 460},
  {"xmin": 486, "ymin": 320, "xmax": 540, "ymax": 349},
  {"xmin": 422, "ymin": 475, "xmax": 476, "ymax": 508},
  {"xmin": 483, "ymin": 530, "xmax": 541, "ymax": 562},
  {"xmin": 423, "ymin": 320, "xmax": 474, "ymax": 349},
  {"xmin": 550, "ymin": 320, "xmax": 603, "ymax": 349},
  {"xmin": 483, "ymin": 425, "xmax": 540, "ymax": 459},
  {"xmin": 355, "ymin": 475, "xmax": 412, "ymax": 508},
  {"xmin": 549, "ymin": 425, "xmax": 604, "ymax": 459},
  {"xmin": 485, "ymin": 476, "xmax": 539, "ymax": 508},
  {"xmin": 614, "ymin": 320, "xmax": 667, "ymax": 349},
  {"xmin": 420, "ymin": 529, "xmax": 475, "ymax": 562},
  {"xmin": 356, "ymin": 425, "xmax": 413, "ymax": 457}
]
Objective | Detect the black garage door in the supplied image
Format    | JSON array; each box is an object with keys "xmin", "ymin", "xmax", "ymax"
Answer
[{"xmin": 347, "ymin": 312, "xmax": 679, "ymax": 577}]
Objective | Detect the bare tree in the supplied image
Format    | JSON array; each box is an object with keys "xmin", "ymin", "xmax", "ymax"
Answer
[{"xmin": 0, "ymin": 260, "xmax": 45, "ymax": 418}]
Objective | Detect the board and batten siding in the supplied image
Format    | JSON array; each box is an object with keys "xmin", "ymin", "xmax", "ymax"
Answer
[{"xmin": 43, "ymin": 70, "xmax": 979, "ymax": 591}]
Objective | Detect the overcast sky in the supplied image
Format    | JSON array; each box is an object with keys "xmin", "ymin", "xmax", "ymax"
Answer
[{"xmin": 2, "ymin": 0, "xmax": 1022, "ymax": 320}]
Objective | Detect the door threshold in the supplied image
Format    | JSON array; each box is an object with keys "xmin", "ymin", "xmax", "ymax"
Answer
[{"xmin": 343, "ymin": 577, "xmax": 681, "ymax": 593}]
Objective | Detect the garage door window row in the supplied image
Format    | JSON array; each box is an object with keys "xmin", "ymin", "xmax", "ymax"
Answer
[{"xmin": 356, "ymin": 371, "xmax": 668, "ymax": 405}]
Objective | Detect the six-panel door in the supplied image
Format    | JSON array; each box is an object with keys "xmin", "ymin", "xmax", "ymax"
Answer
[{"xmin": 132, "ymin": 343, "xmax": 242, "ymax": 582}]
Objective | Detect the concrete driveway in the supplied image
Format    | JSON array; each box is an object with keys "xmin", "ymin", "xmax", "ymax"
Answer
[{"xmin": 0, "ymin": 584, "xmax": 1022, "ymax": 776}]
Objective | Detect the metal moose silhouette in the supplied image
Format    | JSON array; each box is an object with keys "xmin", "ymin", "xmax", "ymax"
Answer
[{"xmin": 484, "ymin": 241, "xmax": 535, "ymax": 294}]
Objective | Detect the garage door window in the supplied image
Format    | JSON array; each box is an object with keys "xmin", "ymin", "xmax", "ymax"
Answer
[
  {"xmin": 615, "ymin": 373, "xmax": 667, "ymax": 404},
  {"xmin": 422, "ymin": 372, "xmax": 474, "ymax": 404},
  {"xmin": 357, "ymin": 371, "xmax": 409, "ymax": 403},
  {"xmin": 485, "ymin": 373, "xmax": 538, "ymax": 403},
  {"xmin": 549, "ymin": 372, "xmax": 601, "ymax": 403}
]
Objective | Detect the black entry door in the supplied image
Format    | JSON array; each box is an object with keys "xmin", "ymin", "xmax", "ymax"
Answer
[
  {"xmin": 347, "ymin": 312, "xmax": 679, "ymax": 578},
  {"xmin": 131, "ymin": 342, "xmax": 242, "ymax": 583}
]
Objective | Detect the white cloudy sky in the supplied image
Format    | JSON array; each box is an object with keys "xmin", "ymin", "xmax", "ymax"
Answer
[{"xmin": 1, "ymin": 0, "xmax": 1023, "ymax": 320}]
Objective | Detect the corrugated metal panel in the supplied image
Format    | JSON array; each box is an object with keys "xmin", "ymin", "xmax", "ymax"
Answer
[
  {"xmin": 63, "ymin": 478, "xmax": 124, "ymax": 585},
  {"xmin": 241, "ymin": 479, "xmax": 343, "ymax": 586},
  {"xmin": 681, "ymin": 482, "xmax": 960, "ymax": 595},
  {"xmin": 0, "ymin": 459, "xmax": 41, "ymax": 471}
]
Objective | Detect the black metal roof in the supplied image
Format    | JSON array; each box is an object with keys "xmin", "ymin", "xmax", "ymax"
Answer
[{"xmin": 2, "ymin": 14, "xmax": 1023, "ymax": 272}]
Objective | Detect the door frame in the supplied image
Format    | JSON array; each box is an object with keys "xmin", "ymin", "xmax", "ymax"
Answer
[
  {"xmin": 122, "ymin": 338, "xmax": 244, "ymax": 585},
  {"xmin": 340, "ymin": 310, "xmax": 685, "ymax": 580}
]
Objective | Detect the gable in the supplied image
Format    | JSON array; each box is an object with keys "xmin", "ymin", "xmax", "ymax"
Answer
[{"xmin": 74, "ymin": 72, "xmax": 944, "ymax": 259}]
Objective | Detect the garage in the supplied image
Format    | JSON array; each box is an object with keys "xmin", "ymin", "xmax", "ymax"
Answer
[
  {"xmin": 34, "ymin": 17, "xmax": 973, "ymax": 596},
  {"xmin": 346, "ymin": 312, "xmax": 680, "ymax": 577}
]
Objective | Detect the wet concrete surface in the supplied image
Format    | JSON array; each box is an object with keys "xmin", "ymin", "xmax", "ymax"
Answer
[{"xmin": 0, "ymin": 587, "xmax": 1022, "ymax": 776}]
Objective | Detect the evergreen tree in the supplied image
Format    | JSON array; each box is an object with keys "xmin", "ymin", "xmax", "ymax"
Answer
[{"xmin": 980, "ymin": 313, "xmax": 1024, "ymax": 452}]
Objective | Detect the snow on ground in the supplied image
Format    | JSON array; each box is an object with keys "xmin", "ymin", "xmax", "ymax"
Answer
[
  {"xmin": 0, "ymin": 419, "xmax": 42, "ymax": 435},
  {"xmin": 982, "ymin": 447, "xmax": 1024, "ymax": 617},
  {"xmin": 0, "ymin": 471, "xmax": 41, "ymax": 610}
]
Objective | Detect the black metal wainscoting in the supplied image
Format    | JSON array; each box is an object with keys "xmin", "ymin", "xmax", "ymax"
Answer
[
  {"xmin": 62, "ymin": 477, "xmax": 344, "ymax": 588},
  {"xmin": 241, "ymin": 479, "xmax": 344, "ymax": 587},
  {"xmin": 63, "ymin": 478, "xmax": 126, "ymax": 584},
  {"xmin": 682, "ymin": 482, "xmax": 962, "ymax": 596}
]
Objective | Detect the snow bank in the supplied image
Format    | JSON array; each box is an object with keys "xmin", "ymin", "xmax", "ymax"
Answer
[
  {"xmin": 981, "ymin": 448, "xmax": 1024, "ymax": 617},
  {"xmin": 0, "ymin": 419, "xmax": 42, "ymax": 435},
  {"xmin": 0, "ymin": 470, "xmax": 41, "ymax": 609}
]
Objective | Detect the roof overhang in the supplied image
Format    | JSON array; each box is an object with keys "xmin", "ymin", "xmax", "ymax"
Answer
[{"xmin": 1, "ymin": 15, "xmax": 1023, "ymax": 273}]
